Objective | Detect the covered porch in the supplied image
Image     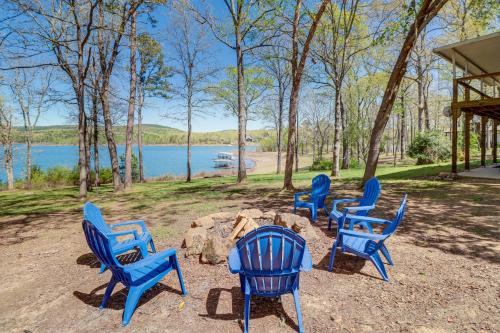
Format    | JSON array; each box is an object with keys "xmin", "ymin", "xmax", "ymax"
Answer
[{"xmin": 434, "ymin": 32, "xmax": 500, "ymax": 176}]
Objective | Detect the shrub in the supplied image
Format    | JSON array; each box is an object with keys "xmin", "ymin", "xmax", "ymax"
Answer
[
  {"xmin": 30, "ymin": 165, "xmax": 46, "ymax": 186},
  {"xmin": 119, "ymin": 153, "xmax": 139, "ymax": 182},
  {"xmin": 310, "ymin": 158, "xmax": 332, "ymax": 171},
  {"xmin": 408, "ymin": 131, "xmax": 451, "ymax": 165},
  {"xmin": 46, "ymin": 166, "xmax": 73, "ymax": 187},
  {"xmin": 99, "ymin": 168, "xmax": 113, "ymax": 184}
]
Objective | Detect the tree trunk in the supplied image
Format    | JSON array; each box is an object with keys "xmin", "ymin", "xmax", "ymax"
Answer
[
  {"xmin": 124, "ymin": 10, "xmax": 137, "ymax": 189},
  {"xmin": 295, "ymin": 109, "xmax": 299, "ymax": 172},
  {"xmin": 276, "ymin": 89, "xmax": 283, "ymax": 174},
  {"xmin": 85, "ymin": 115, "xmax": 92, "ymax": 191},
  {"xmin": 25, "ymin": 133, "xmax": 32, "ymax": 189},
  {"xmin": 235, "ymin": 27, "xmax": 247, "ymax": 183},
  {"xmin": 77, "ymin": 91, "xmax": 87, "ymax": 198},
  {"xmin": 186, "ymin": 71, "xmax": 193, "ymax": 182},
  {"xmin": 137, "ymin": 89, "xmax": 144, "ymax": 183},
  {"xmin": 284, "ymin": 82, "xmax": 299, "ymax": 189},
  {"xmin": 3, "ymin": 144, "xmax": 14, "ymax": 190},
  {"xmin": 92, "ymin": 93, "xmax": 100, "ymax": 186},
  {"xmin": 101, "ymin": 90, "xmax": 121, "ymax": 191},
  {"xmin": 332, "ymin": 90, "xmax": 341, "ymax": 176},
  {"xmin": 362, "ymin": 0, "xmax": 449, "ymax": 184},
  {"xmin": 400, "ymin": 95, "xmax": 406, "ymax": 159},
  {"xmin": 341, "ymin": 96, "xmax": 349, "ymax": 169}
]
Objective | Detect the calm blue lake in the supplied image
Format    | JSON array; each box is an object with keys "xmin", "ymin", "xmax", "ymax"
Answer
[{"xmin": 0, "ymin": 144, "xmax": 257, "ymax": 182}]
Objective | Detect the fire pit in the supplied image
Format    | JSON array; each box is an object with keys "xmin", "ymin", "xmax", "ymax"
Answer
[{"xmin": 182, "ymin": 209, "xmax": 318, "ymax": 264}]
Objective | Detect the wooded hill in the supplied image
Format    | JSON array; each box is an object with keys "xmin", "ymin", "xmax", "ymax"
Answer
[{"xmin": 12, "ymin": 125, "xmax": 272, "ymax": 145}]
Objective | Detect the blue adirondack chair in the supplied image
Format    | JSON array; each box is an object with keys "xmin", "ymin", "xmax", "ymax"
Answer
[
  {"xmin": 83, "ymin": 202, "xmax": 156, "ymax": 273},
  {"xmin": 328, "ymin": 194, "xmax": 407, "ymax": 282},
  {"xmin": 328, "ymin": 177, "xmax": 381, "ymax": 230},
  {"xmin": 294, "ymin": 174, "xmax": 331, "ymax": 222},
  {"xmin": 82, "ymin": 219, "xmax": 187, "ymax": 326},
  {"xmin": 228, "ymin": 226, "xmax": 312, "ymax": 333}
]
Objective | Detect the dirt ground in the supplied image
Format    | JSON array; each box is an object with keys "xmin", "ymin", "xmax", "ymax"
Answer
[{"xmin": 0, "ymin": 178, "xmax": 499, "ymax": 333}]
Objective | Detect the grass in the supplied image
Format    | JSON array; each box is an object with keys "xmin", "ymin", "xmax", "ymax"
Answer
[{"xmin": 0, "ymin": 158, "xmax": 493, "ymax": 217}]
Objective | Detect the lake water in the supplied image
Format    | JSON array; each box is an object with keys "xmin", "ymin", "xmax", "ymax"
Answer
[{"xmin": 0, "ymin": 144, "xmax": 257, "ymax": 182}]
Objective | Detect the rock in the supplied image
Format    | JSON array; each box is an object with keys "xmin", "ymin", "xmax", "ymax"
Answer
[
  {"xmin": 275, "ymin": 213, "xmax": 309, "ymax": 230},
  {"xmin": 298, "ymin": 225, "xmax": 319, "ymax": 242},
  {"xmin": 237, "ymin": 208, "xmax": 264, "ymax": 220},
  {"xmin": 262, "ymin": 210, "xmax": 276, "ymax": 221},
  {"xmin": 184, "ymin": 227, "xmax": 208, "ymax": 257},
  {"xmin": 200, "ymin": 234, "xmax": 231, "ymax": 264},
  {"xmin": 209, "ymin": 211, "xmax": 236, "ymax": 220},
  {"xmin": 191, "ymin": 216, "xmax": 215, "ymax": 229},
  {"xmin": 236, "ymin": 219, "xmax": 260, "ymax": 238}
]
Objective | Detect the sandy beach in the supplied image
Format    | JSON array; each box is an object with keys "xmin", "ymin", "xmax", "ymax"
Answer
[{"xmin": 247, "ymin": 151, "xmax": 313, "ymax": 174}]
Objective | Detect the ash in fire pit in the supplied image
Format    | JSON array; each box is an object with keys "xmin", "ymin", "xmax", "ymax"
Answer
[{"xmin": 182, "ymin": 209, "xmax": 318, "ymax": 264}]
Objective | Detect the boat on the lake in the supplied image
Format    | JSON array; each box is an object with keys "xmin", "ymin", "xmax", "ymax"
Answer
[{"xmin": 213, "ymin": 152, "xmax": 236, "ymax": 168}]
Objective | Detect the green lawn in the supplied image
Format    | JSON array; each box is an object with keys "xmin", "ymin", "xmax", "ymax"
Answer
[{"xmin": 0, "ymin": 159, "xmax": 491, "ymax": 218}]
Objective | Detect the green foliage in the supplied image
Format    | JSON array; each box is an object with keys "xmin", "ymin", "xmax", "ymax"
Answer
[
  {"xmin": 99, "ymin": 168, "xmax": 113, "ymax": 184},
  {"xmin": 408, "ymin": 131, "xmax": 451, "ymax": 165},
  {"xmin": 310, "ymin": 158, "xmax": 332, "ymax": 171}
]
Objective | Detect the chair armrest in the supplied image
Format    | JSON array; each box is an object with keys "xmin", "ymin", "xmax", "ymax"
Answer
[
  {"xmin": 111, "ymin": 220, "xmax": 147, "ymax": 234},
  {"xmin": 294, "ymin": 191, "xmax": 311, "ymax": 200},
  {"xmin": 343, "ymin": 205, "xmax": 374, "ymax": 213},
  {"xmin": 124, "ymin": 248, "xmax": 177, "ymax": 269},
  {"xmin": 345, "ymin": 215, "xmax": 391, "ymax": 225},
  {"xmin": 108, "ymin": 229, "xmax": 139, "ymax": 240},
  {"xmin": 339, "ymin": 229, "xmax": 388, "ymax": 241},
  {"xmin": 227, "ymin": 247, "xmax": 241, "ymax": 274},
  {"xmin": 300, "ymin": 245, "xmax": 312, "ymax": 272},
  {"xmin": 332, "ymin": 198, "xmax": 360, "ymax": 211}
]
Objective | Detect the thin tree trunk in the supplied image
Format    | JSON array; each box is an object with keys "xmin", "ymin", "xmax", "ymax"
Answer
[
  {"xmin": 332, "ymin": 90, "xmax": 341, "ymax": 176},
  {"xmin": 101, "ymin": 91, "xmax": 121, "ymax": 191},
  {"xmin": 276, "ymin": 90, "xmax": 283, "ymax": 174},
  {"xmin": 362, "ymin": 0, "xmax": 449, "ymax": 184},
  {"xmin": 77, "ymin": 91, "xmax": 87, "ymax": 198},
  {"xmin": 137, "ymin": 89, "xmax": 144, "ymax": 183},
  {"xmin": 125, "ymin": 10, "xmax": 137, "ymax": 189},
  {"xmin": 25, "ymin": 133, "xmax": 32, "ymax": 188},
  {"xmin": 186, "ymin": 78, "xmax": 193, "ymax": 182},
  {"xmin": 341, "ymin": 96, "xmax": 349, "ymax": 169},
  {"xmin": 92, "ymin": 93, "xmax": 100, "ymax": 186},
  {"xmin": 295, "ymin": 109, "xmax": 299, "ymax": 172},
  {"xmin": 400, "ymin": 94, "xmax": 406, "ymax": 159},
  {"xmin": 236, "ymin": 26, "xmax": 247, "ymax": 183},
  {"xmin": 85, "ymin": 115, "xmax": 92, "ymax": 191}
]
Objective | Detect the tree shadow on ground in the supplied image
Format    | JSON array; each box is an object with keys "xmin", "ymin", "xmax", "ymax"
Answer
[
  {"xmin": 200, "ymin": 287, "xmax": 299, "ymax": 332},
  {"xmin": 73, "ymin": 282, "xmax": 182, "ymax": 310}
]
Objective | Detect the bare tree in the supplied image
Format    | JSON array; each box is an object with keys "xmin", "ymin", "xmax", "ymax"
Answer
[
  {"xmin": 5, "ymin": 0, "xmax": 98, "ymax": 197},
  {"xmin": 261, "ymin": 42, "xmax": 292, "ymax": 174},
  {"xmin": 96, "ymin": 0, "xmax": 143, "ymax": 191},
  {"xmin": 9, "ymin": 68, "xmax": 53, "ymax": 188},
  {"xmin": 283, "ymin": 0, "xmax": 330, "ymax": 190},
  {"xmin": 193, "ymin": 0, "xmax": 277, "ymax": 183},
  {"xmin": 169, "ymin": 0, "xmax": 215, "ymax": 182},
  {"xmin": 136, "ymin": 34, "xmax": 170, "ymax": 182},
  {"xmin": 0, "ymin": 97, "xmax": 14, "ymax": 190},
  {"xmin": 363, "ymin": 0, "xmax": 449, "ymax": 183}
]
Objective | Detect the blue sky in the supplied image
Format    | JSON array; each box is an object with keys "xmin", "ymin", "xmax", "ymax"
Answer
[{"xmin": 5, "ymin": 1, "xmax": 269, "ymax": 132}]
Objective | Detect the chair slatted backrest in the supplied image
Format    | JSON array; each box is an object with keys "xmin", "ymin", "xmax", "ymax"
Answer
[
  {"xmin": 382, "ymin": 194, "xmax": 407, "ymax": 236},
  {"xmin": 82, "ymin": 220, "xmax": 130, "ymax": 284},
  {"xmin": 83, "ymin": 202, "xmax": 113, "ymax": 234},
  {"xmin": 236, "ymin": 226, "xmax": 306, "ymax": 295},
  {"xmin": 311, "ymin": 174, "xmax": 331, "ymax": 202},
  {"xmin": 358, "ymin": 177, "xmax": 381, "ymax": 213}
]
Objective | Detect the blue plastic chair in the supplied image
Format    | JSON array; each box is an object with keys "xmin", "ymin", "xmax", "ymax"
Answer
[
  {"xmin": 83, "ymin": 202, "xmax": 156, "ymax": 273},
  {"xmin": 328, "ymin": 177, "xmax": 381, "ymax": 230},
  {"xmin": 328, "ymin": 194, "xmax": 407, "ymax": 282},
  {"xmin": 294, "ymin": 174, "xmax": 331, "ymax": 222},
  {"xmin": 82, "ymin": 219, "xmax": 187, "ymax": 326},
  {"xmin": 227, "ymin": 226, "xmax": 312, "ymax": 333}
]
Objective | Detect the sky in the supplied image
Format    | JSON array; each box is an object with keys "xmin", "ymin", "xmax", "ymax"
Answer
[{"xmin": 3, "ymin": 1, "xmax": 269, "ymax": 132}]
